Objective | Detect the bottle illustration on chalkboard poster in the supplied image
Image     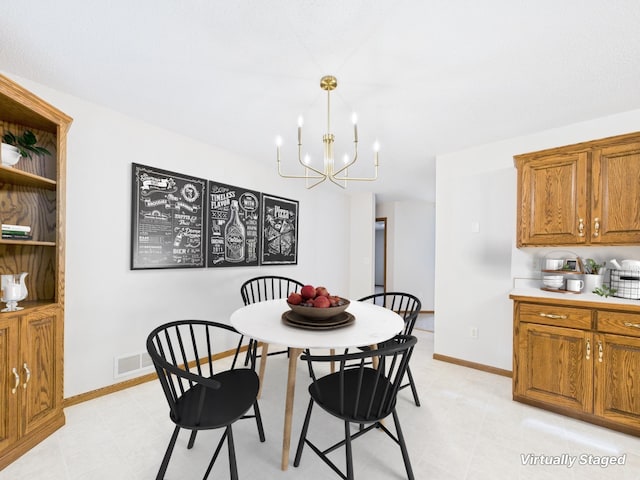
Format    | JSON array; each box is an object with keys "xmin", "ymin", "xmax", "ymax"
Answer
[
  {"xmin": 225, "ymin": 200, "xmax": 245, "ymax": 262},
  {"xmin": 208, "ymin": 181, "xmax": 260, "ymax": 267}
]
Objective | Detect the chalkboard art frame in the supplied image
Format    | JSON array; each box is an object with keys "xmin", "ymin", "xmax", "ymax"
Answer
[
  {"xmin": 207, "ymin": 181, "xmax": 261, "ymax": 268},
  {"xmin": 260, "ymin": 194, "xmax": 299, "ymax": 265},
  {"xmin": 131, "ymin": 163, "xmax": 207, "ymax": 269}
]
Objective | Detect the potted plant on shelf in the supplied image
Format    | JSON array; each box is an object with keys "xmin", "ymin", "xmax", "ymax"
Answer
[
  {"xmin": 584, "ymin": 258, "xmax": 605, "ymax": 293},
  {"xmin": 1, "ymin": 130, "xmax": 51, "ymax": 167}
]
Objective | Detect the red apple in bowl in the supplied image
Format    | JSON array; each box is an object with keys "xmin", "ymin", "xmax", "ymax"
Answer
[
  {"xmin": 313, "ymin": 296, "xmax": 331, "ymax": 308},
  {"xmin": 287, "ymin": 292, "xmax": 303, "ymax": 305},
  {"xmin": 315, "ymin": 286, "xmax": 330, "ymax": 298},
  {"xmin": 300, "ymin": 284, "xmax": 316, "ymax": 299}
]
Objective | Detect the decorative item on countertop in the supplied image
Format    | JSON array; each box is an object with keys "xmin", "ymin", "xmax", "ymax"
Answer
[
  {"xmin": 0, "ymin": 272, "xmax": 28, "ymax": 312},
  {"xmin": 584, "ymin": 258, "xmax": 605, "ymax": 275},
  {"xmin": 609, "ymin": 269, "xmax": 640, "ymax": 299},
  {"xmin": 1, "ymin": 130, "xmax": 51, "ymax": 166},
  {"xmin": 593, "ymin": 285, "xmax": 618, "ymax": 298},
  {"xmin": 583, "ymin": 258, "xmax": 605, "ymax": 293}
]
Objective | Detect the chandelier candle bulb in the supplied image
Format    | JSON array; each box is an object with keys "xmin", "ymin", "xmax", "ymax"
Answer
[{"xmin": 351, "ymin": 113, "xmax": 358, "ymax": 142}]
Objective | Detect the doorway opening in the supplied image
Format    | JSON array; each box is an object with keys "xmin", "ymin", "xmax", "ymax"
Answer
[{"xmin": 374, "ymin": 217, "xmax": 387, "ymax": 294}]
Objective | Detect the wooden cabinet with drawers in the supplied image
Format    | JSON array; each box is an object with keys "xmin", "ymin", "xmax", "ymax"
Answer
[
  {"xmin": 514, "ymin": 131, "xmax": 640, "ymax": 247},
  {"xmin": 0, "ymin": 75, "xmax": 71, "ymax": 469},
  {"xmin": 512, "ymin": 294, "xmax": 640, "ymax": 436}
]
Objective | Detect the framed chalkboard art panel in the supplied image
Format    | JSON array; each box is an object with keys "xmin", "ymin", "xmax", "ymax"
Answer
[
  {"xmin": 207, "ymin": 181, "xmax": 261, "ymax": 267},
  {"xmin": 131, "ymin": 163, "xmax": 206, "ymax": 269},
  {"xmin": 261, "ymin": 194, "xmax": 298, "ymax": 265}
]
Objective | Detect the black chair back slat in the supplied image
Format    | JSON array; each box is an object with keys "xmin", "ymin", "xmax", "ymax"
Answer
[{"xmin": 240, "ymin": 275, "xmax": 303, "ymax": 305}]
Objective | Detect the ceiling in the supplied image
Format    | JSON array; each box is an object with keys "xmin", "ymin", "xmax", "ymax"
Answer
[{"xmin": 2, "ymin": 1, "xmax": 640, "ymax": 203}]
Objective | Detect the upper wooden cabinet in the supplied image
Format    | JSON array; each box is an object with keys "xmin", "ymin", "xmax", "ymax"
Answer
[{"xmin": 515, "ymin": 132, "xmax": 640, "ymax": 247}]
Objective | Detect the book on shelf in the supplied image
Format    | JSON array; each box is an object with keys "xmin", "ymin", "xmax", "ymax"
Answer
[
  {"xmin": 2, "ymin": 233, "xmax": 33, "ymax": 240},
  {"xmin": 1, "ymin": 223, "xmax": 31, "ymax": 233}
]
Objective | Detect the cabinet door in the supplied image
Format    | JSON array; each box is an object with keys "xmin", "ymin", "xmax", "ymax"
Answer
[
  {"xmin": 516, "ymin": 152, "xmax": 588, "ymax": 246},
  {"xmin": 594, "ymin": 333, "xmax": 640, "ymax": 429},
  {"xmin": 591, "ymin": 142, "xmax": 640, "ymax": 244},
  {"xmin": 516, "ymin": 322, "xmax": 592, "ymax": 412},
  {"xmin": 19, "ymin": 309, "xmax": 61, "ymax": 437},
  {"xmin": 0, "ymin": 317, "xmax": 19, "ymax": 456}
]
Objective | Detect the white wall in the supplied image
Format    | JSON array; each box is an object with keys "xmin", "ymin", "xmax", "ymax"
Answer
[
  {"xmin": 435, "ymin": 109, "xmax": 640, "ymax": 371},
  {"xmin": 377, "ymin": 201, "xmax": 435, "ymax": 310},
  {"xmin": 5, "ymin": 73, "xmax": 355, "ymax": 397},
  {"xmin": 348, "ymin": 193, "xmax": 375, "ymax": 300}
]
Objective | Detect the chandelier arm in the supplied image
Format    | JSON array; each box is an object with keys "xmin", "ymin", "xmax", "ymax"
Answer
[
  {"xmin": 332, "ymin": 161, "xmax": 379, "ymax": 182},
  {"xmin": 306, "ymin": 175, "xmax": 329, "ymax": 188},
  {"xmin": 327, "ymin": 174, "xmax": 347, "ymax": 188},
  {"xmin": 333, "ymin": 148, "xmax": 358, "ymax": 177},
  {"xmin": 296, "ymin": 144, "xmax": 326, "ymax": 177}
]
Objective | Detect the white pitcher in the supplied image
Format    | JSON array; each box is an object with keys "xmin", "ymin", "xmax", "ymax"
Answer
[{"xmin": 1, "ymin": 272, "xmax": 28, "ymax": 312}]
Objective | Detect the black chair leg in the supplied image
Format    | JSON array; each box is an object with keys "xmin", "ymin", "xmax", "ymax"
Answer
[
  {"xmin": 243, "ymin": 339, "xmax": 254, "ymax": 367},
  {"xmin": 253, "ymin": 400, "xmax": 266, "ymax": 442},
  {"xmin": 187, "ymin": 430, "xmax": 198, "ymax": 449},
  {"xmin": 344, "ymin": 421, "xmax": 354, "ymax": 480},
  {"xmin": 231, "ymin": 335, "xmax": 245, "ymax": 369},
  {"xmin": 156, "ymin": 426, "xmax": 180, "ymax": 480},
  {"xmin": 203, "ymin": 428, "xmax": 228, "ymax": 480},
  {"xmin": 227, "ymin": 426, "xmax": 238, "ymax": 480},
  {"xmin": 392, "ymin": 409, "xmax": 415, "ymax": 480},
  {"xmin": 406, "ymin": 366, "xmax": 421, "ymax": 406},
  {"xmin": 294, "ymin": 398, "xmax": 315, "ymax": 466}
]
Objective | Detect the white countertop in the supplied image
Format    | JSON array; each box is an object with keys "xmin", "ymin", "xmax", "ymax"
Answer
[{"xmin": 510, "ymin": 287, "xmax": 640, "ymax": 307}]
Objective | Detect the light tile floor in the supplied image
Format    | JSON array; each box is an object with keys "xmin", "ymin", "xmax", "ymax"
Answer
[{"xmin": 2, "ymin": 327, "xmax": 639, "ymax": 480}]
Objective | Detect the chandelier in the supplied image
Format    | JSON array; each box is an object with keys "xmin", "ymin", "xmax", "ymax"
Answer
[{"xmin": 276, "ymin": 75, "xmax": 379, "ymax": 189}]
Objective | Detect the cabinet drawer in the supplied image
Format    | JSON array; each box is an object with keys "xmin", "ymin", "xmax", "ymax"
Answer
[
  {"xmin": 597, "ymin": 310, "xmax": 640, "ymax": 338},
  {"xmin": 518, "ymin": 303, "xmax": 592, "ymax": 329}
]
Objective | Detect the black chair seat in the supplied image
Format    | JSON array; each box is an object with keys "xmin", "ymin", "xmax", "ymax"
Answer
[
  {"xmin": 310, "ymin": 368, "xmax": 394, "ymax": 422},
  {"xmin": 172, "ymin": 369, "xmax": 259, "ymax": 429}
]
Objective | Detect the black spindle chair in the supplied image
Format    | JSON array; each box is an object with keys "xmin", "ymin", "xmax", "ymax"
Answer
[
  {"xmin": 232, "ymin": 276, "xmax": 303, "ymax": 371},
  {"xmin": 357, "ymin": 292, "xmax": 422, "ymax": 406},
  {"xmin": 147, "ymin": 320, "xmax": 265, "ymax": 480},
  {"xmin": 294, "ymin": 335, "xmax": 418, "ymax": 480}
]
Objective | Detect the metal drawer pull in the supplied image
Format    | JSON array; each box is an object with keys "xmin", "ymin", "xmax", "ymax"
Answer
[
  {"xmin": 539, "ymin": 313, "xmax": 567, "ymax": 319},
  {"xmin": 578, "ymin": 218, "xmax": 585, "ymax": 236},
  {"xmin": 624, "ymin": 322, "xmax": 640, "ymax": 329},
  {"xmin": 11, "ymin": 367, "xmax": 19, "ymax": 394},
  {"xmin": 586, "ymin": 339, "xmax": 591, "ymax": 360},
  {"xmin": 23, "ymin": 363, "xmax": 31, "ymax": 389},
  {"xmin": 593, "ymin": 217, "xmax": 600, "ymax": 237},
  {"xmin": 598, "ymin": 341, "xmax": 603, "ymax": 363}
]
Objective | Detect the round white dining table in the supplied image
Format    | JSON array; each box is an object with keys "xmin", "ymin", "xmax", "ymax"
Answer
[{"xmin": 230, "ymin": 298, "xmax": 404, "ymax": 470}]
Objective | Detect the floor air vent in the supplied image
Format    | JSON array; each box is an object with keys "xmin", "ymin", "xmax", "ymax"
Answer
[{"xmin": 114, "ymin": 351, "xmax": 154, "ymax": 378}]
